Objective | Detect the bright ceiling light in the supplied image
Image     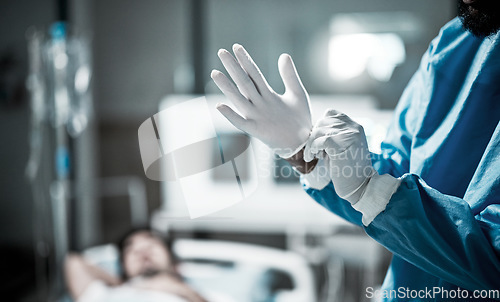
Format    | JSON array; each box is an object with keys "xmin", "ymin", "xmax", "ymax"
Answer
[{"xmin": 328, "ymin": 33, "xmax": 406, "ymax": 82}]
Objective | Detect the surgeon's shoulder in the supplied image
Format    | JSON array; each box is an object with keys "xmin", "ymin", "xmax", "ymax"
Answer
[
  {"xmin": 439, "ymin": 17, "xmax": 467, "ymax": 37},
  {"xmin": 427, "ymin": 17, "xmax": 476, "ymax": 58}
]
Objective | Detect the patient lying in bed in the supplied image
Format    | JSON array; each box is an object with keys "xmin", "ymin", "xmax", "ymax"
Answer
[{"xmin": 65, "ymin": 228, "xmax": 209, "ymax": 302}]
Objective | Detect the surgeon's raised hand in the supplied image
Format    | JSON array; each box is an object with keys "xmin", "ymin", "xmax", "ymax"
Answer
[{"xmin": 211, "ymin": 44, "xmax": 312, "ymax": 158}]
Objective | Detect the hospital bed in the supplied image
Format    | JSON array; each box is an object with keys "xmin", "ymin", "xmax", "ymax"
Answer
[
  {"xmin": 78, "ymin": 239, "xmax": 316, "ymax": 302},
  {"xmin": 61, "ymin": 174, "xmax": 316, "ymax": 301}
]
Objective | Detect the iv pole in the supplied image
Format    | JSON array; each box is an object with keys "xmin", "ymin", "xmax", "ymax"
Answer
[{"xmin": 26, "ymin": 0, "xmax": 93, "ymax": 297}]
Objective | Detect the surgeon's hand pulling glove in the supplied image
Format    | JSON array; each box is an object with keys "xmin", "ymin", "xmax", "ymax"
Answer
[
  {"xmin": 211, "ymin": 44, "xmax": 312, "ymax": 159},
  {"xmin": 304, "ymin": 109, "xmax": 401, "ymax": 225}
]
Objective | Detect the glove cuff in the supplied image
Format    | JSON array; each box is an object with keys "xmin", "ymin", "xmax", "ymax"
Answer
[
  {"xmin": 352, "ymin": 173, "xmax": 401, "ymax": 226},
  {"xmin": 276, "ymin": 126, "xmax": 313, "ymax": 159},
  {"xmin": 276, "ymin": 140, "xmax": 308, "ymax": 159}
]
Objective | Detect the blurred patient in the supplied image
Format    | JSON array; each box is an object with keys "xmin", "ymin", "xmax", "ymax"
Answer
[{"xmin": 65, "ymin": 228, "xmax": 207, "ymax": 302}]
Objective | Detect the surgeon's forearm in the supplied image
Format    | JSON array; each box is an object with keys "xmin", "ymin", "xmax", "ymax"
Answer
[{"xmin": 285, "ymin": 147, "xmax": 318, "ymax": 174}]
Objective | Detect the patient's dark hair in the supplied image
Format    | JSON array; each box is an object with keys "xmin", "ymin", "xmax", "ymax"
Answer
[{"xmin": 117, "ymin": 226, "xmax": 175, "ymax": 278}]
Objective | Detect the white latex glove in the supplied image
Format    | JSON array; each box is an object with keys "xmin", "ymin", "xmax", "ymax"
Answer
[
  {"xmin": 303, "ymin": 109, "xmax": 376, "ymax": 204},
  {"xmin": 211, "ymin": 44, "xmax": 312, "ymax": 158}
]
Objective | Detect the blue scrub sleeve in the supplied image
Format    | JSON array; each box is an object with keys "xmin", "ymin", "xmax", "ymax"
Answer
[
  {"xmin": 366, "ymin": 173, "xmax": 500, "ymax": 291},
  {"xmin": 303, "ymin": 181, "xmax": 363, "ymax": 226}
]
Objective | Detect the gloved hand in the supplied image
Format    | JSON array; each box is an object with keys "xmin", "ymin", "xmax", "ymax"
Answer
[
  {"xmin": 303, "ymin": 109, "xmax": 376, "ymax": 204},
  {"xmin": 211, "ymin": 44, "xmax": 312, "ymax": 158}
]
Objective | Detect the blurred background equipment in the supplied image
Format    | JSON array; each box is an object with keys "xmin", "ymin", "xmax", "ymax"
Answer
[
  {"xmin": 24, "ymin": 21, "xmax": 96, "ymax": 301},
  {"xmin": 1, "ymin": 0, "xmax": 456, "ymax": 301}
]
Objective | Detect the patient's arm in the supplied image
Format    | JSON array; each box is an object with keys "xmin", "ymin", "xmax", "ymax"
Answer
[{"xmin": 64, "ymin": 253, "xmax": 122, "ymax": 299}]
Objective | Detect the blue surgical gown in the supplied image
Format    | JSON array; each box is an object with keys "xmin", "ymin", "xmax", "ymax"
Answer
[{"xmin": 303, "ymin": 17, "xmax": 500, "ymax": 301}]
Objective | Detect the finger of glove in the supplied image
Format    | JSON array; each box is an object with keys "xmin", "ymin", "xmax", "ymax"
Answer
[
  {"xmin": 304, "ymin": 135, "xmax": 330, "ymax": 162},
  {"xmin": 303, "ymin": 125, "xmax": 341, "ymax": 162},
  {"xmin": 309, "ymin": 132, "xmax": 356, "ymax": 159},
  {"xmin": 309, "ymin": 123, "xmax": 344, "ymax": 142},
  {"xmin": 323, "ymin": 108, "xmax": 345, "ymax": 117},
  {"xmin": 322, "ymin": 135, "xmax": 354, "ymax": 156},
  {"xmin": 218, "ymin": 49, "xmax": 260, "ymax": 102},
  {"xmin": 303, "ymin": 128, "xmax": 318, "ymax": 162},
  {"xmin": 211, "ymin": 69, "xmax": 253, "ymax": 115},
  {"xmin": 320, "ymin": 109, "xmax": 356, "ymax": 124},
  {"xmin": 233, "ymin": 44, "xmax": 274, "ymax": 98},
  {"xmin": 303, "ymin": 134, "xmax": 315, "ymax": 162},
  {"xmin": 314, "ymin": 116, "xmax": 350, "ymax": 129},
  {"xmin": 216, "ymin": 103, "xmax": 252, "ymax": 134},
  {"xmin": 278, "ymin": 54, "xmax": 307, "ymax": 97}
]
